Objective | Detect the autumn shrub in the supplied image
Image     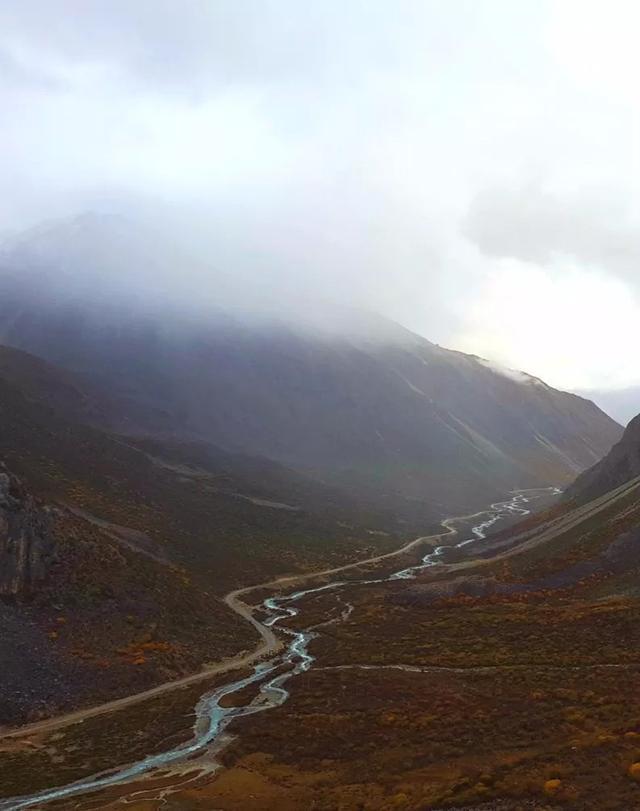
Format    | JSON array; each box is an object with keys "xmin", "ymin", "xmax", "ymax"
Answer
[
  {"xmin": 544, "ymin": 778, "xmax": 562, "ymax": 796},
  {"xmin": 628, "ymin": 762, "xmax": 640, "ymax": 781}
]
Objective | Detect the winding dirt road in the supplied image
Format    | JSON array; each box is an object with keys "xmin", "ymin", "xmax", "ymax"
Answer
[{"xmin": 0, "ymin": 507, "xmax": 497, "ymax": 743}]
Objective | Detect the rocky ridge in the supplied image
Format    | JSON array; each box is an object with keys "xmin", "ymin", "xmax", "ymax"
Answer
[{"xmin": 0, "ymin": 462, "xmax": 53, "ymax": 601}]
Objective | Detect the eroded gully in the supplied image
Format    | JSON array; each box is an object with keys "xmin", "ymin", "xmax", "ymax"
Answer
[{"xmin": 0, "ymin": 487, "xmax": 559, "ymax": 810}]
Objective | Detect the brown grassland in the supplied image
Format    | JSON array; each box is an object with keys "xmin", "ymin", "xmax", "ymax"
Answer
[{"xmin": 3, "ymin": 488, "xmax": 640, "ymax": 810}]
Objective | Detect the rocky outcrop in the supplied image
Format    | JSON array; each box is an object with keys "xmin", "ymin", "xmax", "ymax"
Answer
[{"xmin": 0, "ymin": 463, "xmax": 53, "ymax": 600}]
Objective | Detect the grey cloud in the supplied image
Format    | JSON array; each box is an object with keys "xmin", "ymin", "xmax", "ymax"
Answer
[
  {"xmin": 0, "ymin": 1, "xmax": 638, "ymax": 389},
  {"xmin": 0, "ymin": 1, "xmax": 447, "ymax": 94},
  {"xmin": 463, "ymin": 183, "xmax": 640, "ymax": 284},
  {"xmin": 0, "ymin": 0, "xmax": 496, "ymax": 340},
  {"xmin": 0, "ymin": 46, "xmax": 63, "ymax": 91}
]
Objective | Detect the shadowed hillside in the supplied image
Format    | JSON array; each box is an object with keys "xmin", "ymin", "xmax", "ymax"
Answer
[
  {"xmin": 0, "ymin": 346, "xmax": 407, "ymax": 727},
  {"xmin": 566, "ymin": 412, "xmax": 640, "ymax": 505}
]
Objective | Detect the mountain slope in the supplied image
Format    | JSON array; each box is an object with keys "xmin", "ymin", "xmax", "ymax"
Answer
[
  {"xmin": 0, "ymin": 458, "xmax": 257, "ymax": 727},
  {"xmin": 0, "ymin": 214, "xmax": 622, "ymax": 518},
  {"xmin": 566, "ymin": 412, "xmax": 640, "ymax": 505},
  {"xmin": 0, "ymin": 344, "xmax": 412, "ymax": 726},
  {"xmin": 0, "ymin": 344, "xmax": 400, "ymax": 579}
]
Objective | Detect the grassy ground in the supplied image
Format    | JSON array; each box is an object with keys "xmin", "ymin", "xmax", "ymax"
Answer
[
  {"xmin": 0, "ymin": 667, "xmax": 250, "ymax": 800},
  {"xmin": 5, "ymin": 488, "xmax": 640, "ymax": 810}
]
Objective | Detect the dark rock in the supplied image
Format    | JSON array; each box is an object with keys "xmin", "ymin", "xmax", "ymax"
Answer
[{"xmin": 0, "ymin": 462, "xmax": 53, "ymax": 601}]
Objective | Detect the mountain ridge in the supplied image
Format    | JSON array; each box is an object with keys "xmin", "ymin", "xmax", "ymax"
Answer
[{"xmin": 0, "ymin": 219, "xmax": 622, "ymax": 520}]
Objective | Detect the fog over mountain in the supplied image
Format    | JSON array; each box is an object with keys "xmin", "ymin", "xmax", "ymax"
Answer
[
  {"xmin": 0, "ymin": 1, "xmax": 639, "ymax": 394},
  {"xmin": 0, "ymin": 213, "xmax": 622, "ymax": 533}
]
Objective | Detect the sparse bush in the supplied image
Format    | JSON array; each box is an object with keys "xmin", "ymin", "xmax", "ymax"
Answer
[
  {"xmin": 628, "ymin": 762, "xmax": 640, "ymax": 781},
  {"xmin": 544, "ymin": 778, "xmax": 562, "ymax": 796}
]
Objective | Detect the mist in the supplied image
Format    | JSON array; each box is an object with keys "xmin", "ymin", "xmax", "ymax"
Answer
[{"xmin": 1, "ymin": 1, "xmax": 640, "ymax": 391}]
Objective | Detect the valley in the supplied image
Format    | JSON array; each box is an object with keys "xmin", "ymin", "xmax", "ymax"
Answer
[
  {"xmin": 3, "ymin": 451, "xmax": 640, "ymax": 811},
  {"xmin": 0, "ymin": 327, "xmax": 636, "ymax": 811},
  {"xmin": 0, "ymin": 487, "xmax": 560, "ymax": 809},
  {"xmin": 0, "ymin": 286, "xmax": 621, "ymax": 733},
  {"xmin": 0, "ymin": 313, "xmax": 637, "ymax": 811},
  {"xmin": 3, "ymin": 6, "xmax": 640, "ymax": 809}
]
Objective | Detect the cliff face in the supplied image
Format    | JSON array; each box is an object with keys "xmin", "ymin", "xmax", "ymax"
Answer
[{"xmin": 0, "ymin": 463, "xmax": 53, "ymax": 600}]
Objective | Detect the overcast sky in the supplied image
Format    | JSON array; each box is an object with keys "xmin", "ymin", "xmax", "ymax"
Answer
[{"xmin": 1, "ymin": 0, "xmax": 639, "ymax": 391}]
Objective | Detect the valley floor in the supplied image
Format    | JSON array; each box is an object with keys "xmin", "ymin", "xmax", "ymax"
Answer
[{"xmin": 2, "ymin": 481, "xmax": 640, "ymax": 810}]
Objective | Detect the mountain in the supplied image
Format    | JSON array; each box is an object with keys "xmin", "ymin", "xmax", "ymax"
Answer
[
  {"xmin": 0, "ymin": 343, "xmax": 410, "ymax": 726},
  {"xmin": 0, "ymin": 343, "xmax": 397, "ymax": 578},
  {"xmin": 0, "ymin": 453, "xmax": 260, "ymax": 727},
  {"xmin": 0, "ymin": 215, "xmax": 634, "ymax": 806},
  {"xmin": 566, "ymin": 412, "xmax": 640, "ymax": 505},
  {"xmin": 0, "ymin": 214, "xmax": 623, "ymax": 522},
  {"xmin": 575, "ymin": 386, "xmax": 640, "ymax": 426}
]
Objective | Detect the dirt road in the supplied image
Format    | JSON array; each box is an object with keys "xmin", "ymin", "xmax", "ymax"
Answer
[
  {"xmin": 1, "ymin": 517, "xmax": 467, "ymax": 741},
  {"xmin": 4, "ymin": 483, "xmax": 608, "ymax": 744}
]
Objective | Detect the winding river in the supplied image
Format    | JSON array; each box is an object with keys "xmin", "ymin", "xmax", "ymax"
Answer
[{"xmin": 0, "ymin": 487, "xmax": 559, "ymax": 810}]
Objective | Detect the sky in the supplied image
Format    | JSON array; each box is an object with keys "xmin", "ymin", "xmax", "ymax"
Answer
[{"xmin": 1, "ymin": 0, "xmax": 640, "ymax": 392}]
